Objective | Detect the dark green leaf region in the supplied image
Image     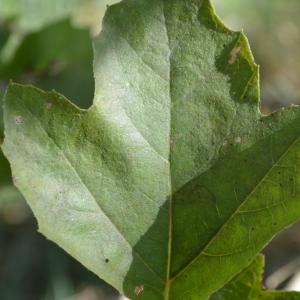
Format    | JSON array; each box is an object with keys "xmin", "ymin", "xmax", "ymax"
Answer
[{"xmin": 2, "ymin": 0, "xmax": 300, "ymax": 299}]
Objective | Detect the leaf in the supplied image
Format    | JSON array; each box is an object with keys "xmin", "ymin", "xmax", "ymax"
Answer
[
  {"xmin": 0, "ymin": 24, "xmax": 10, "ymax": 53},
  {"xmin": 0, "ymin": 19, "xmax": 94, "ymax": 108},
  {"xmin": 0, "ymin": 0, "xmax": 114, "ymax": 33},
  {"xmin": 0, "ymin": 150, "xmax": 11, "ymax": 186},
  {"xmin": 2, "ymin": 0, "xmax": 300, "ymax": 299},
  {"xmin": 0, "ymin": 0, "xmax": 113, "ymax": 65},
  {"xmin": 210, "ymin": 255, "xmax": 300, "ymax": 300}
]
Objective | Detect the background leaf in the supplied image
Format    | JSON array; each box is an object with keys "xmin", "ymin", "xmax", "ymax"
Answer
[
  {"xmin": 210, "ymin": 255, "xmax": 300, "ymax": 300},
  {"xmin": 0, "ymin": 0, "xmax": 117, "ymax": 65},
  {"xmin": 0, "ymin": 19, "xmax": 94, "ymax": 108}
]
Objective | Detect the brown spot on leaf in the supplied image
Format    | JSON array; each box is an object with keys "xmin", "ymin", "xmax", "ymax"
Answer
[
  {"xmin": 14, "ymin": 115, "xmax": 23, "ymax": 125},
  {"xmin": 45, "ymin": 102, "xmax": 53, "ymax": 109},
  {"xmin": 228, "ymin": 45, "xmax": 242, "ymax": 64},
  {"xmin": 134, "ymin": 284, "xmax": 144, "ymax": 296}
]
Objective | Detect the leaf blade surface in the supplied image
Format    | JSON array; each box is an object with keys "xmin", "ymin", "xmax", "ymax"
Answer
[{"xmin": 2, "ymin": 0, "xmax": 300, "ymax": 299}]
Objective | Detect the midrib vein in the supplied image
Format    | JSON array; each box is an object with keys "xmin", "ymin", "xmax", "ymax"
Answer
[
  {"xmin": 162, "ymin": 0, "xmax": 173, "ymax": 299},
  {"xmin": 170, "ymin": 131, "xmax": 300, "ymax": 283}
]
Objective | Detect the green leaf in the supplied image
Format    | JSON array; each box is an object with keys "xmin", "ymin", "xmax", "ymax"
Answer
[
  {"xmin": 0, "ymin": 19, "xmax": 94, "ymax": 108},
  {"xmin": 0, "ymin": 150, "xmax": 11, "ymax": 186},
  {"xmin": 210, "ymin": 255, "xmax": 300, "ymax": 300},
  {"xmin": 0, "ymin": 0, "xmax": 114, "ymax": 65},
  {"xmin": 2, "ymin": 0, "xmax": 300, "ymax": 299},
  {"xmin": 0, "ymin": 0, "xmax": 114, "ymax": 32},
  {"xmin": 0, "ymin": 24, "xmax": 10, "ymax": 53}
]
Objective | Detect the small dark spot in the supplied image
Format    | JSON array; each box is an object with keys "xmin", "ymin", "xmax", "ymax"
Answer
[
  {"xmin": 251, "ymin": 227, "xmax": 255, "ymax": 231},
  {"xmin": 273, "ymin": 222, "xmax": 277, "ymax": 226},
  {"xmin": 105, "ymin": 258, "xmax": 109, "ymax": 263}
]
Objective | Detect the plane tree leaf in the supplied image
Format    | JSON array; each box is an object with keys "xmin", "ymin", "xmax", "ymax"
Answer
[
  {"xmin": 2, "ymin": 0, "xmax": 300, "ymax": 299},
  {"xmin": 210, "ymin": 255, "xmax": 300, "ymax": 300}
]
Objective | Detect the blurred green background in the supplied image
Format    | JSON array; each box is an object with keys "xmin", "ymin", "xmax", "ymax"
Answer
[{"xmin": 1, "ymin": 0, "xmax": 300, "ymax": 299}]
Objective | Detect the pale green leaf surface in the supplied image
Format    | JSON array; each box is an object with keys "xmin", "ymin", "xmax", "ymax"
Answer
[
  {"xmin": 2, "ymin": 0, "xmax": 300, "ymax": 299},
  {"xmin": 210, "ymin": 255, "xmax": 300, "ymax": 300}
]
